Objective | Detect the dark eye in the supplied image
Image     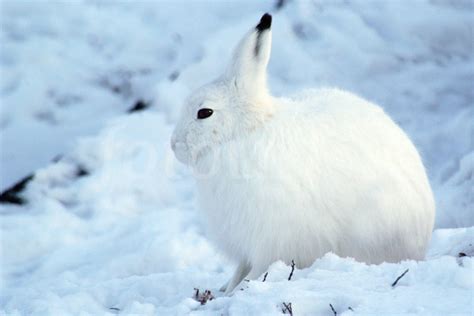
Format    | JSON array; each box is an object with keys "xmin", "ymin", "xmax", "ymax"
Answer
[{"xmin": 197, "ymin": 108, "xmax": 213, "ymax": 119}]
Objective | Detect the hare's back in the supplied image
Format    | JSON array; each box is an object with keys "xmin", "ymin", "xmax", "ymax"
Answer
[
  {"xmin": 277, "ymin": 88, "xmax": 428, "ymax": 185},
  {"xmin": 281, "ymin": 88, "xmax": 412, "ymax": 155}
]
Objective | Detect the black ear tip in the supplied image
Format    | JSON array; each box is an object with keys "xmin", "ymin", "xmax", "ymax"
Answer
[{"xmin": 256, "ymin": 13, "xmax": 272, "ymax": 32}]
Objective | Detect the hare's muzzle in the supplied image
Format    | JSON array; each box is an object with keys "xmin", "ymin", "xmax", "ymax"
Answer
[{"xmin": 171, "ymin": 138, "xmax": 189, "ymax": 165}]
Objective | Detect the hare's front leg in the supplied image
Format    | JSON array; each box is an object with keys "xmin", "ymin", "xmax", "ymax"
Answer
[
  {"xmin": 222, "ymin": 261, "xmax": 251, "ymax": 295},
  {"xmin": 219, "ymin": 280, "xmax": 229, "ymax": 292}
]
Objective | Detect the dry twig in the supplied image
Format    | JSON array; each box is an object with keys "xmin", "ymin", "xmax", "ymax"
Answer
[
  {"xmin": 391, "ymin": 269, "xmax": 409, "ymax": 287},
  {"xmin": 288, "ymin": 260, "xmax": 296, "ymax": 281},
  {"xmin": 329, "ymin": 303, "xmax": 337, "ymax": 316},
  {"xmin": 281, "ymin": 302, "xmax": 293, "ymax": 315},
  {"xmin": 262, "ymin": 272, "xmax": 268, "ymax": 282}
]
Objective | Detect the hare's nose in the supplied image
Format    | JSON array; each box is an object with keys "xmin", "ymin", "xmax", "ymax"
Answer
[
  {"xmin": 171, "ymin": 139, "xmax": 176, "ymax": 151},
  {"xmin": 171, "ymin": 138, "xmax": 185, "ymax": 152}
]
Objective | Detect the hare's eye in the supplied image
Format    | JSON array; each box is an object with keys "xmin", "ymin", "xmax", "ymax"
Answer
[{"xmin": 197, "ymin": 108, "xmax": 213, "ymax": 119}]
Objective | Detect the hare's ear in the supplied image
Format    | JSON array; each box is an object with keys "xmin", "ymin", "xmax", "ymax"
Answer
[{"xmin": 225, "ymin": 13, "xmax": 272, "ymax": 98}]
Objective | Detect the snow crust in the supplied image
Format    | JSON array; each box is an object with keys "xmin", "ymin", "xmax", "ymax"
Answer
[{"xmin": 1, "ymin": 1, "xmax": 473, "ymax": 314}]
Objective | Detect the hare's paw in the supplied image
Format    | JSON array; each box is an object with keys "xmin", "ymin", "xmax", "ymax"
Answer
[
  {"xmin": 224, "ymin": 261, "xmax": 251, "ymax": 296},
  {"xmin": 219, "ymin": 280, "xmax": 229, "ymax": 292}
]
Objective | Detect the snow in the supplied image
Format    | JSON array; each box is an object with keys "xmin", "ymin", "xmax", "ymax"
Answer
[{"xmin": 1, "ymin": 0, "xmax": 473, "ymax": 315}]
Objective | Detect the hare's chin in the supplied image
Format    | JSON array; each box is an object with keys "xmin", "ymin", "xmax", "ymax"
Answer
[
  {"xmin": 174, "ymin": 152, "xmax": 190, "ymax": 165},
  {"xmin": 173, "ymin": 143, "xmax": 212, "ymax": 167}
]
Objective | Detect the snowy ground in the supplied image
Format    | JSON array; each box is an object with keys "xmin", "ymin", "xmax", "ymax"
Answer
[{"xmin": 1, "ymin": 0, "xmax": 473, "ymax": 315}]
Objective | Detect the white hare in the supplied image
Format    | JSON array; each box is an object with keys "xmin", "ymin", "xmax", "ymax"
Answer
[{"xmin": 171, "ymin": 13, "xmax": 435, "ymax": 295}]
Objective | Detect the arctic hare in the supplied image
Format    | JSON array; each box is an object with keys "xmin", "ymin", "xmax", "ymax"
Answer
[{"xmin": 171, "ymin": 13, "xmax": 435, "ymax": 295}]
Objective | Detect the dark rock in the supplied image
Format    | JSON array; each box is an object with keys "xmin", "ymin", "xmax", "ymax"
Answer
[
  {"xmin": 127, "ymin": 100, "xmax": 150, "ymax": 113},
  {"xmin": 0, "ymin": 174, "xmax": 34, "ymax": 205}
]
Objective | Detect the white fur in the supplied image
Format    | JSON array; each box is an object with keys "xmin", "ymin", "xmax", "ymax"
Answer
[{"xmin": 171, "ymin": 15, "xmax": 435, "ymax": 295}]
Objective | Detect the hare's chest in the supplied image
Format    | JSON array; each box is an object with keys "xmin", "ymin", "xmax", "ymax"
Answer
[
  {"xmin": 196, "ymin": 136, "xmax": 317, "ymax": 217},
  {"xmin": 197, "ymin": 165, "xmax": 314, "ymax": 230}
]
